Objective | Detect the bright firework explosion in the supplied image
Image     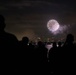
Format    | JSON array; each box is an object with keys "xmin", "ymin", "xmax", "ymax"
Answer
[{"xmin": 47, "ymin": 19, "xmax": 69, "ymax": 35}]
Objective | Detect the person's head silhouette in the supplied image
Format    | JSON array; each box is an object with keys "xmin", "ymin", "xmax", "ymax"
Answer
[
  {"xmin": 66, "ymin": 34, "xmax": 74, "ymax": 44},
  {"xmin": 22, "ymin": 37, "xmax": 29, "ymax": 45},
  {"xmin": 0, "ymin": 15, "xmax": 5, "ymax": 31},
  {"xmin": 58, "ymin": 42, "xmax": 62, "ymax": 47}
]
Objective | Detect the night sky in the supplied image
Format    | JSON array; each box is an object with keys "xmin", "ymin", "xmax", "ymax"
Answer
[{"xmin": 0, "ymin": 0, "xmax": 76, "ymax": 41}]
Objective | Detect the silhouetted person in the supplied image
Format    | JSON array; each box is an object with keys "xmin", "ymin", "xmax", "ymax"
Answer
[
  {"xmin": 62, "ymin": 34, "xmax": 76, "ymax": 75},
  {"xmin": 35, "ymin": 41, "xmax": 48, "ymax": 75},
  {"xmin": 54, "ymin": 41, "xmax": 63, "ymax": 75},
  {"xmin": 49, "ymin": 42, "xmax": 58, "ymax": 75},
  {"xmin": 19, "ymin": 36, "xmax": 35, "ymax": 74},
  {"xmin": 0, "ymin": 15, "xmax": 19, "ymax": 74}
]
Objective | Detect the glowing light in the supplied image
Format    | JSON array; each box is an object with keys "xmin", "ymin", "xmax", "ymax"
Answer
[{"xmin": 47, "ymin": 19, "xmax": 60, "ymax": 32}]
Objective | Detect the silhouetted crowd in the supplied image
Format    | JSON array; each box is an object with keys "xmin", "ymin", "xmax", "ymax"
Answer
[{"xmin": 0, "ymin": 15, "xmax": 76, "ymax": 75}]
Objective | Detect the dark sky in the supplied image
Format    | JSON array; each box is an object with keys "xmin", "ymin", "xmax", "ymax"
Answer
[{"xmin": 0, "ymin": 0, "xmax": 76, "ymax": 41}]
